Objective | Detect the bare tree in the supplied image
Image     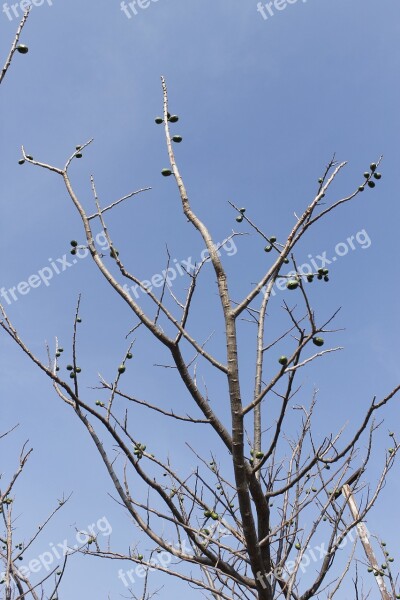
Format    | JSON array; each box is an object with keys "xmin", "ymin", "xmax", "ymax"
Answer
[{"xmin": 1, "ymin": 72, "xmax": 399, "ymax": 599}]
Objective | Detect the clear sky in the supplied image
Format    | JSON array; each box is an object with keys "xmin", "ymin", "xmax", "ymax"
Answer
[{"xmin": 1, "ymin": 0, "xmax": 400, "ymax": 597}]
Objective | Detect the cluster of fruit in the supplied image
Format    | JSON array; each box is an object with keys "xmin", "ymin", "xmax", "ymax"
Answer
[
  {"xmin": 358, "ymin": 162, "xmax": 382, "ymax": 192},
  {"xmin": 157, "ymin": 113, "xmax": 182, "ymax": 177},
  {"xmin": 286, "ymin": 267, "xmax": 330, "ymax": 290},
  {"xmin": 133, "ymin": 442, "xmax": 146, "ymax": 459}
]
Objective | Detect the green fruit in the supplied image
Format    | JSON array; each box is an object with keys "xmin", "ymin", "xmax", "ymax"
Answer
[
  {"xmin": 76, "ymin": 317, "xmax": 82, "ymax": 323},
  {"xmin": 204, "ymin": 510, "xmax": 211, "ymax": 517},
  {"xmin": 295, "ymin": 542, "xmax": 301, "ymax": 550},
  {"xmin": 311, "ymin": 487, "xmax": 317, "ymax": 492},
  {"xmin": 16, "ymin": 44, "xmax": 29, "ymax": 54},
  {"xmin": 317, "ymin": 274, "xmax": 323, "ymax": 280},
  {"xmin": 307, "ymin": 275, "xmax": 314, "ymax": 282},
  {"xmin": 95, "ymin": 400, "xmax": 101, "ymax": 406},
  {"xmin": 388, "ymin": 558, "xmax": 394, "ymax": 562},
  {"xmin": 367, "ymin": 180, "xmax": 375, "ymax": 188},
  {"xmin": 69, "ymin": 372, "xmax": 76, "ymax": 379},
  {"xmin": 269, "ymin": 236, "xmax": 277, "ymax": 243},
  {"xmin": 70, "ymin": 248, "xmax": 76, "ymax": 255},
  {"xmin": 374, "ymin": 172, "xmax": 382, "ymax": 180},
  {"xmin": 322, "ymin": 269, "xmax": 329, "ymax": 275},
  {"xmin": 75, "ymin": 367, "xmax": 81, "ymax": 373},
  {"xmin": 172, "ymin": 135, "xmax": 182, "ymax": 143},
  {"xmin": 239, "ymin": 207, "xmax": 246, "ymax": 213},
  {"xmin": 138, "ymin": 554, "xmax": 143, "ymax": 560},
  {"xmin": 118, "ymin": 365, "xmax": 126, "ymax": 374},
  {"xmin": 236, "ymin": 215, "xmax": 243, "ymax": 223},
  {"xmin": 75, "ymin": 153, "xmax": 83, "ymax": 158},
  {"xmin": 283, "ymin": 258, "xmax": 289, "ymax": 264},
  {"xmin": 313, "ymin": 337, "xmax": 324, "ymax": 347},
  {"xmin": 286, "ymin": 279, "xmax": 299, "ymax": 290},
  {"xmin": 18, "ymin": 159, "xmax": 25, "ymax": 165},
  {"xmin": 210, "ymin": 512, "xmax": 219, "ymax": 520},
  {"xmin": 168, "ymin": 115, "xmax": 179, "ymax": 123},
  {"xmin": 388, "ymin": 448, "xmax": 394, "ymax": 454},
  {"xmin": 389, "ymin": 432, "xmax": 395, "ymax": 436},
  {"xmin": 70, "ymin": 240, "xmax": 78, "ymax": 247},
  {"xmin": 363, "ymin": 172, "xmax": 370, "ymax": 178},
  {"xmin": 58, "ymin": 348, "xmax": 64, "ymax": 352},
  {"xmin": 324, "ymin": 275, "xmax": 329, "ymax": 282},
  {"xmin": 75, "ymin": 145, "xmax": 82, "ymax": 150},
  {"xmin": 358, "ymin": 185, "xmax": 365, "ymax": 192},
  {"xmin": 370, "ymin": 162, "xmax": 377, "ymax": 171},
  {"xmin": 255, "ymin": 451, "xmax": 264, "ymax": 459},
  {"xmin": 278, "ymin": 356, "xmax": 288, "ymax": 366},
  {"xmin": 318, "ymin": 178, "xmax": 323, "ymax": 184},
  {"xmin": 56, "ymin": 352, "xmax": 60, "ymax": 358},
  {"xmin": 161, "ymin": 168, "xmax": 172, "ymax": 176},
  {"xmin": 367, "ymin": 567, "xmax": 373, "ymax": 572},
  {"xmin": 56, "ymin": 366, "xmax": 60, "ymax": 371},
  {"xmin": 126, "ymin": 352, "xmax": 133, "ymax": 359},
  {"xmin": 264, "ymin": 245, "xmax": 272, "ymax": 252},
  {"xmin": 155, "ymin": 117, "xmax": 163, "ymax": 124}
]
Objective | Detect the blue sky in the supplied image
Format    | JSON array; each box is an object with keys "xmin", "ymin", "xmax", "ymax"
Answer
[{"xmin": 1, "ymin": 0, "xmax": 400, "ymax": 597}]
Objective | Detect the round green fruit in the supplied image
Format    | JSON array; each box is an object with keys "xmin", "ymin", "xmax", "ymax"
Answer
[
  {"xmin": 269, "ymin": 236, "xmax": 277, "ymax": 243},
  {"xmin": 286, "ymin": 279, "xmax": 299, "ymax": 290},
  {"xmin": 126, "ymin": 352, "xmax": 133, "ymax": 359},
  {"xmin": 313, "ymin": 337, "xmax": 324, "ymax": 347},
  {"xmin": 75, "ymin": 145, "xmax": 82, "ymax": 150},
  {"xmin": 363, "ymin": 172, "xmax": 370, "ymax": 178},
  {"xmin": 155, "ymin": 117, "xmax": 163, "ymax": 124},
  {"xmin": 204, "ymin": 510, "xmax": 211, "ymax": 518},
  {"xmin": 239, "ymin": 207, "xmax": 246, "ymax": 213},
  {"xmin": 18, "ymin": 159, "xmax": 25, "ymax": 165},
  {"xmin": 264, "ymin": 245, "xmax": 272, "ymax": 252},
  {"xmin": 324, "ymin": 275, "xmax": 329, "ymax": 282},
  {"xmin": 295, "ymin": 543, "xmax": 301, "ymax": 550},
  {"xmin": 138, "ymin": 554, "xmax": 143, "ymax": 560},
  {"xmin": 75, "ymin": 367, "xmax": 81, "ymax": 373},
  {"xmin": 168, "ymin": 115, "xmax": 179, "ymax": 123},
  {"xmin": 236, "ymin": 215, "xmax": 243, "ymax": 223},
  {"xmin": 278, "ymin": 356, "xmax": 288, "ymax": 366},
  {"xmin": 307, "ymin": 275, "xmax": 314, "ymax": 282},
  {"xmin": 118, "ymin": 365, "xmax": 126, "ymax": 374},
  {"xmin": 172, "ymin": 135, "xmax": 182, "ymax": 143},
  {"xmin": 75, "ymin": 153, "xmax": 83, "ymax": 158},
  {"xmin": 210, "ymin": 512, "xmax": 219, "ymax": 520},
  {"xmin": 255, "ymin": 451, "xmax": 264, "ymax": 459},
  {"xmin": 76, "ymin": 317, "xmax": 82, "ymax": 323},
  {"xmin": 70, "ymin": 240, "xmax": 78, "ymax": 247},
  {"xmin": 358, "ymin": 185, "xmax": 365, "ymax": 192},
  {"xmin": 283, "ymin": 258, "xmax": 289, "ymax": 264},
  {"xmin": 367, "ymin": 180, "xmax": 375, "ymax": 188},
  {"xmin": 318, "ymin": 178, "xmax": 323, "ymax": 184},
  {"xmin": 16, "ymin": 44, "xmax": 29, "ymax": 54},
  {"xmin": 70, "ymin": 248, "xmax": 76, "ymax": 255},
  {"xmin": 370, "ymin": 162, "xmax": 377, "ymax": 171},
  {"xmin": 374, "ymin": 172, "xmax": 382, "ymax": 180},
  {"xmin": 69, "ymin": 372, "xmax": 76, "ymax": 379},
  {"xmin": 161, "ymin": 168, "xmax": 172, "ymax": 176}
]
